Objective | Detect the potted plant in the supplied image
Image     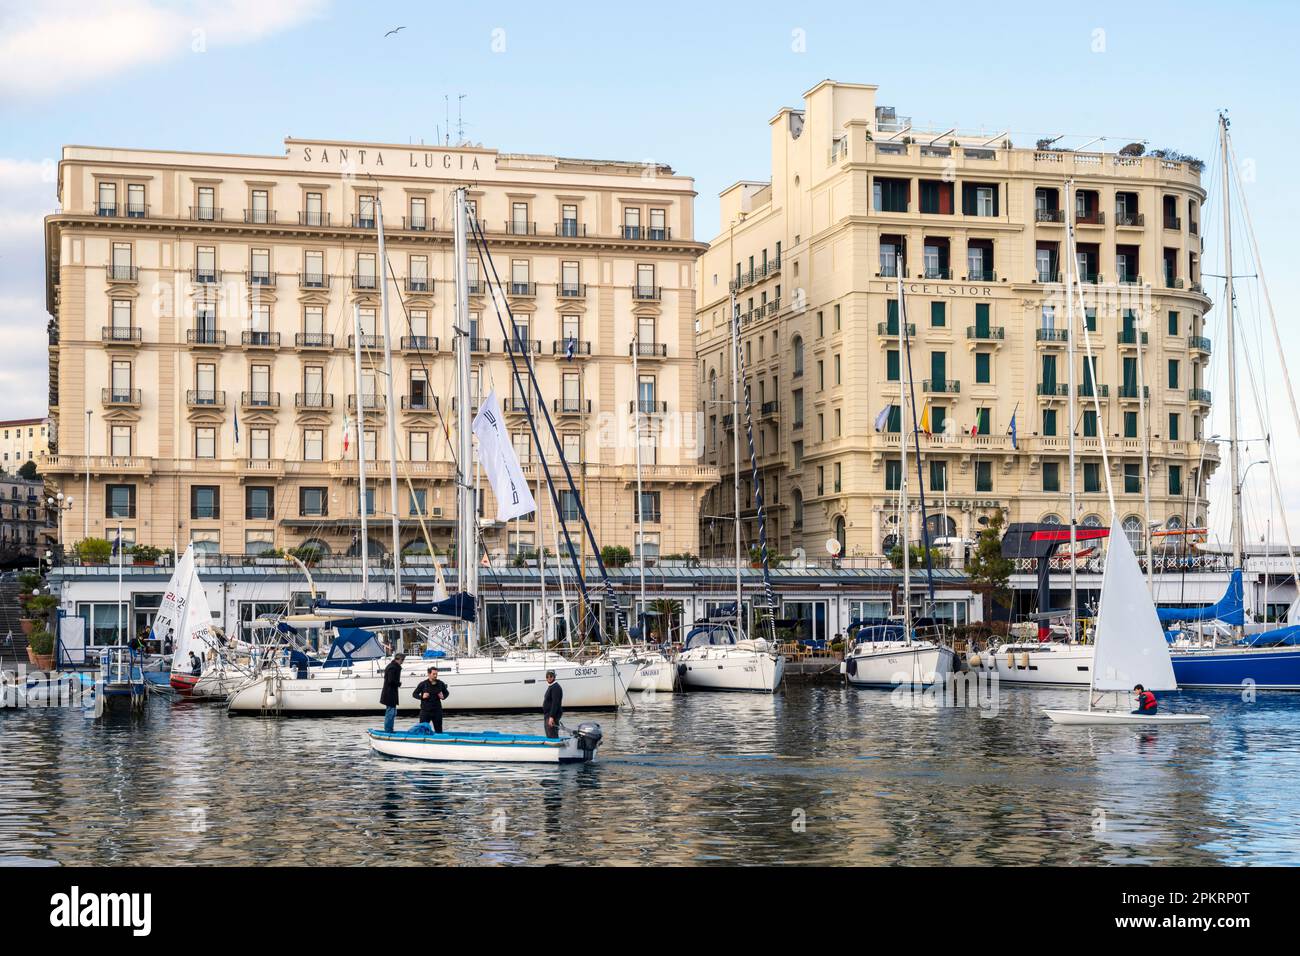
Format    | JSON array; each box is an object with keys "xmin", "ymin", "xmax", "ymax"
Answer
[
  {"xmin": 289, "ymin": 544, "xmax": 323, "ymax": 567},
  {"xmin": 75, "ymin": 537, "xmax": 112, "ymax": 565},
  {"xmin": 130, "ymin": 544, "xmax": 162, "ymax": 566},
  {"xmin": 27, "ymin": 627, "xmax": 55, "ymax": 670}
]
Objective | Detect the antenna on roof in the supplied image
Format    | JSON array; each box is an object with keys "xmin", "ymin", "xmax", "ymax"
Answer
[
  {"xmin": 444, "ymin": 95, "xmax": 450, "ymax": 146},
  {"xmin": 457, "ymin": 94, "xmax": 466, "ymax": 145}
]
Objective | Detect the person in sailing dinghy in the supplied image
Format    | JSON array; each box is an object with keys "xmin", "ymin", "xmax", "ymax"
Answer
[
  {"xmin": 542, "ymin": 670, "xmax": 563, "ymax": 739},
  {"xmin": 1132, "ymin": 685, "xmax": 1158, "ymax": 716},
  {"xmin": 380, "ymin": 652, "xmax": 405, "ymax": 733},
  {"xmin": 413, "ymin": 665, "xmax": 450, "ymax": 733}
]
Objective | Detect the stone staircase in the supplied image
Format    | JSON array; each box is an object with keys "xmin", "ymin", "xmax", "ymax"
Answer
[{"xmin": 0, "ymin": 582, "xmax": 30, "ymax": 665}]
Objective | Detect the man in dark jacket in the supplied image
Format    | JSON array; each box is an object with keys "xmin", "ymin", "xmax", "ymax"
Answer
[
  {"xmin": 380, "ymin": 652, "xmax": 405, "ymax": 732},
  {"xmin": 413, "ymin": 665, "xmax": 450, "ymax": 733},
  {"xmin": 542, "ymin": 670, "xmax": 563, "ymax": 738}
]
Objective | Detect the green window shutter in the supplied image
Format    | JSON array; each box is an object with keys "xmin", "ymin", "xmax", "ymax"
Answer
[
  {"xmin": 975, "ymin": 352, "xmax": 990, "ymax": 383},
  {"xmin": 887, "ymin": 405, "xmax": 901, "ymax": 433},
  {"xmin": 931, "ymin": 301, "xmax": 946, "ymax": 326},
  {"xmin": 887, "ymin": 350, "xmax": 899, "ymax": 381},
  {"xmin": 975, "ymin": 302, "xmax": 990, "ymax": 336},
  {"xmin": 975, "ymin": 461, "xmax": 992, "ymax": 492},
  {"xmin": 1169, "ymin": 413, "xmax": 1180, "ymax": 441},
  {"xmin": 1168, "ymin": 311, "xmax": 1179, "ymax": 335},
  {"xmin": 932, "ymin": 406, "xmax": 947, "ymax": 434},
  {"xmin": 1124, "ymin": 411, "xmax": 1138, "ymax": 438},
  {"xmin": 930, "ymin": 351, "xmax": 946, "ymax": 385},
  {"xmin": 1083, "ymin": 410, "xmax": 1097, "ymax": 437},
  {"xmin": 887, "ymin": 299, "xmax": 899, "ymax": 332},
  {"xmin": 976, "ymin": 407, "xmax": 990, "ymax": 434}
]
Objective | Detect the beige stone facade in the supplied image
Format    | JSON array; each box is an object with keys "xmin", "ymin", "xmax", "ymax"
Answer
[
  {"xmin": 0, "ymin": 417, "xmax": 50, "ymax": 473},
  {"xmin": 44, "ymin": 138, "xmax": 715, "ymax": 559},
  {"xmin": 696, "ymin": 81, "xmax": 1219, "ymax": 561}
]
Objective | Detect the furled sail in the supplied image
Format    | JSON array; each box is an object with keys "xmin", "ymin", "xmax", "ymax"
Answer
[{"xmin": 1156, "ymin": 569, "xmax": 1244, "ymax": 625}]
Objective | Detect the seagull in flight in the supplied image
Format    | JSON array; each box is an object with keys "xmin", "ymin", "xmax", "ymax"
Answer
[{"xmin": 384, "ymin": 26, "xmax": 405, "ymax": 37}]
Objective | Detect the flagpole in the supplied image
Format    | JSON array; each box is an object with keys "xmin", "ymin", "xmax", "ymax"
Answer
[
  {"xmin": 375, "ymin": 199, "xmax": 403, "ymax": 598},
  {"xmin": 116, "ymin": 521, "xmax": 123, "ymax": 646},
  {"xmin": 352, "ymin": 303, "xmax": 370, "ymax": 597}
]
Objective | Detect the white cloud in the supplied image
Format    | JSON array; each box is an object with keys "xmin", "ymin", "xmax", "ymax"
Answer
[
  {"xmin": 0, "ymin": 156, "xmax": 53, "ymax": 419},
  {"xmin": 0, "ymin": 0, "xmax": 327, "ymax": 98}
]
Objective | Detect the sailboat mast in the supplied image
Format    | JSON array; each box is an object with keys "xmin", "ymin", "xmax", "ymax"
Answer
[
  {"xmin": 728, "ymin": 289, "xmax": 743, "ymax": 632},
  {"xmin": 453, "ymin": 187, "xmax": 478, "ymax": 652},
  {"xmin": 1065, "ymin": 181, "xmax": 1078, "ymax": 639},
  {"xmin": 1220, "ymin": 113, "xmax": 1244, "ymax": 587},
  {"xmin": 352, "ymin": 303, "xmax": 370, "ymax": 595},
  {"xmin": 632, "ymin": 330, "xmax": 648, "ymax": 636},
  {"xmin": 375, "ymin": 199, "xmax": 402, "ymax": 596},
  {"xmin": 897, "ymin": 262, "xmax": 911, "ymax": 639}
]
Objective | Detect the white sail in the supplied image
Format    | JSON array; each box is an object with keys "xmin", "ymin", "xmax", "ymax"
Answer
[
  {"xmin": 1092, "ymin": 519, "xmax": 1178, "ymax": 691},
  {"xmin": 160, "ymin": 546, "xmax": 195, "ymax": 678}
]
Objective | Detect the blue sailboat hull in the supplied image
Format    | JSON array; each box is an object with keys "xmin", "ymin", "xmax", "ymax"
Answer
[{"xmin": 1170, "ymin": 646, "xmax": 1300, "ymax": 690}]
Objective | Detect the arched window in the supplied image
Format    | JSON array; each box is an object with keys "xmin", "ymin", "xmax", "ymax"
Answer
[
  {"xmin": 1081, "ymin": 514, "xmax": 1103, "ymax": 529},
  {"xmin": 792, "ymin": 335, "xmax": 804, "ymax": 377},
  {"xmin": 1042, "ymin": 513, "xmax": 1062, "ymax": 525},
  {"xmin": 347, "ymin": 537, "xmax": 388, "ymax": 558},
  {"xmin": 402, "ymin": 538, "xmax": 430, "ymax": 555},
  {"xmin": 1122, "ymin": 515, "xmax": 1144, "ymax": 552},
  {"xmin": 1166, "ymin": 515, "xmax": 1183, "ymax": 530},
  {"xmin": 925, "ymin": 514, "xmax": 957, "ymax": 539},
  {"xmin": 296, "ymin": 538, "xmax": 332, "ymax": 557},
  {"xmin": 709, "ymin": 369, "xmax": 718, "ymax": 401},
  {"xmin": 792, "ymin": 488, "xmax": 804, "ymax": 530},
  {"xmin": 834, "ymin": 515, "xmax": 847, "ymax": 554},
  {"xmin": 882, "ymin": 533, "xmax": 899, "ymax": 554}
]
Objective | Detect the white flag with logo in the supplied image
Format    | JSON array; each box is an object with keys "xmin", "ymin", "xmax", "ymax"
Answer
[{"xmin": 472, "ymin": 390, "xmax": 537, "ymax": 522}]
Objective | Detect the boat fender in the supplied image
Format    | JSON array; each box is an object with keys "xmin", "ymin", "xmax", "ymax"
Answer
[
  {"xmin": 845, "ymin": 657, "xmax": 857, "ymax": 677},
  {"xmin": 968, "ymin": 653, "xmax": 982, "ymax": 669},
  {"xmin": 1018, "ymin": 652, "xmax": 1030, "ymax": 669},
  {"xmin": 1006, "ymin": 653, "xmax": 1015, "ymax": 670}
]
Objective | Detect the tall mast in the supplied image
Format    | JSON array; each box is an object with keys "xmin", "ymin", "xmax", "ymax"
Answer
[
  {"xmin": 375, "ymin": 199, "xmax": 402, "ymax": 597},
  {"xmin": 1220, "ymin": 113, "xmax": 1243, "ymax": 584},
  {"xmin": 728, "ymin": 289, "xmax": 743, "ymax": 632},
  {"xmin": 1137, "ymin": 304, "xmax": 1153, "ymax": 594},
  {"xmin": 453, "ymin": 187, "xmax": 478, "ymax": 653},
  {"xmin": 896, "ymin": 262, "xmax": 911, "ymax": 640},
  {"xmin": 352, "ymin": 303, "xmax": 370, "ymax": 595},
  {"xmin": 632, "ymin": 329, "xmax": 648, "ymax": 638},
  {"xmin": 1065, "ymin": 181, "xmax": 1078, "ymax": 638}
]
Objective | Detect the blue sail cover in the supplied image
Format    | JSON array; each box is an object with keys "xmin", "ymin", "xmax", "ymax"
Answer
[
  {"xmin": 324, "ymin": 628, "xmax": 388, "ymax": 665},
  {"xmin": 1156, "ymin": 570, "xmax": 1244, "ymax": 625},
  {"xmin": 1241, "ymin": 625, "xmax": 1300, "ymax": 647},
  {"xmin": 313, "ymin": 593, "xmax": 476, "ymax": 623}
]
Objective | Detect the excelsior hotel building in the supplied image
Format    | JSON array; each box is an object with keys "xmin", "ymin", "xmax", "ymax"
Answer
[
  {"xmin": 43, "ymin": 139, "xmax": 715, "ymax": 560},
  {"xmin": 696, "ymin": 81, "xmax": 1219, "ymax": 561}
]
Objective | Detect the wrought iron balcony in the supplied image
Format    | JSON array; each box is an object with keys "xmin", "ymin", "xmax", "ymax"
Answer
[
  {"xmin": 298, "ymin": 211, "xmax": 331, "ymax": 226},
  {"xmin": 187, "ymin": 329, "xmax": 226, "ymax": 346},
  {"xmin": 1189, "ymin": 388, "xmax": 1212, "ymax": 404},
  {"xmin": 186, "ymin": 389, "xmax": 226, "ymax": 407},
  {"xmin": 1036, "ymin": 328, "xmax": 1069, "ymax": 343},
  {"xmin": 1115, "ymin": 212, "xmax": 1145, "ymax": 227},
  {"xmin": 299, "ymin": 272, "xmax": 330, "ymax": 289},
  {"xmin": 348, "ymin": 334, "xmax": 384, "ymax": 350},
  {"xmin": 1035, "ymin": 209, "xmax": 1065, "ymax": 223},
  {"xmin": 923, "ymin": 267, "xmax": 952, "ymax": 280},
  {"xmin": 404, "ymin": 277, "xmax": 433, "ymax": 294},
  {"xmin": 556, "ymin": 221, "xmax": 586, "ymax": 238},
  {"xmin": 105, "ymin": 265, "xmax": 138, "ymax": 282},
  {"xmin": 246, "ymin": 270, "xmax": 275, "ymax": 286},
  {"xmin": 190, "ymin": 268, "xmax": 222, "ymax": 284},
  {"xmin": 877, "ymin": 321, "xmax": 916, "ymax": 337},
  {"xmin": 244, "ymin": 209, "xmax": 277, "ymax": 224},
  {"xmin": 505, "ymin": 220, "xmax": 537, "ymax": 236},
  {"xmin": 557, "ymin": 282, "xmax": 586, "ymax": 298},
  {"xmin": 552, "ymin": 339, "xmax": 591, "ymax": 357},
  {"xmin": 968, "ymin": 268, "xmax": 997, "ymax": 282},
  {"xmin": 295, "ymin": 392, "xmax": 333, "ymax": 409},
  {"xmin": 553, "ymin": 398, "xmax": 591, "ymax": 414},
  {"xmin": 1037, "ymin": 383, "xmax": 1068, "ymax": 397},
  {"xmin": 352, "ymin": 274, "xmax": 378, "ymax": 291},
  {"xmin": 102, "ymin": 388, "xmax": 141, "ymax": 406},
  {"xmin": 241, "ymin": 391, "xmax": 280, "ymax": 408},
  {"xmin": 400, "ymin": 335, "xmax": 438, "ymax": 352},
  {"xmin": 348, "ymin": 394, "xmax": 387, "ymax": 411},
  {"xmin": 189, "ymin": 206, "xmax": 222, "ymax": 221},
  {"xmin": 966, "ymin": 326, "xmax": 1005, "ymax": 341},
  {"xmin": 351, "ymin": 213, "xmax": 377, "ymax": 229},
  {"xmin": 1117, "ymin": 384, "xmax": 1150, "ymax": 400},
  {"xmin": 503, "ymin": 337, "xmax": 541, "ymax": 354},
  {"xmin": 630, "ymin": 342, "xmax": 667, "ymax": 358},
  {"xmin": 630, "ymin": 399, "xmax": 668, "ymax": 414},
  {"xmin": 1164, "ymin": 215, "xmax": 1182, "ymax": 230},
  {"xmin": 403, "ymin": 216, "xmax": 433, "ymax": 231},
  {"xmin": 295, "ymin": 332, "xmax": 333, "ymax": 349},
  {"xmin": 101, "ymin": 326, "xmax": 142, "ymax": 344},
  {"xmin": 1117, "ymin": 330, "xmax": 1148, "ymax": 346},
  {"xmin": 469, "ymin": 337, "xmax": 491, "ymax": 352},
  {"xmin": 1076, "ymin": 210, "xmax": 1106, "ymax": 225},
  {"xmin": 241, "ymin": 331, "xmax": 280, "ymax": 348},
  {"xmin": 1078, "ymin": 383, "xmax": 1109, "ymax": 398},
  {"xmin": 401, "ymin": 395, "xmax": 439, "ymax": 411},
  {"xmin": 632, "ymin": 285, "xmax": 661, "ymax": 301},
  {"xmin": 922, "ymin": 379, "xmax": 960, "ymax": 394},
  {"xmin": 507, "ymin": 281, "xmax": 537, "ymax": 296}
]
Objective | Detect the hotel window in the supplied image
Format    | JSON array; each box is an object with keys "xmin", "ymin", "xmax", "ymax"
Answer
[
  {"xmin": 792, "ymin": 440, "xmax": 804, "ymax": 469},
  {"xmin": 409, "ymin": 309, "xmax": 429, "ymax": 341},
  {"xmin": 357, "ymin": 253, "xmax": 377, "ymax": 288},
  {"xmin": 1124, "ymin": 411, "xmax": 1138, "ymax": 439},
  {"xmin": 1083, "ymin": 409, "xmax": 1098, "ymax": 437},
  {"xmin": 467, "ymin": 257, "xmax": 481, "ymax": 291},
  {"xmin": 409, "ymin": 430, "xmax": 429, "ymax": 462},
  {"xmin": 111, "ymin": 299, "xmax": 132, "ymax": 336},
  {"xmin": 98, "ymin": 181, "xmax": 117, "ymax": 215},
  {"xmin": 1169, "ymin": 413, "xmax": 1180, "ymax": 441},
  {"xmin": 357, "ymin": 194, "xmax": 375, "ymax": 227},
  {"xmin": 1042, "ymin": 409, "xmax": 1057, "ymax": 437},
  {"xmin": 561, "ymin": 260, "xmax": 580, "ymax": 296},
  {"xmin": 363, "ymin": 429, "xmax": 378, "ymax": 461},
  {"xmin": 195, "ymin": 362, "xmax": 216, "ymax": 401},
  {"xmin": 250, "ymin": 248, "xmax": 271, "ymax": 283},
  {"xmin": 409, "ymin": 196, "xmax": 427, "ymax": 229},
  {"xmin": 409, "ymin": 369, "xmax": 429, "ymax": 409},
  {"xmin": 638, "ymin": 315, "xmax": 656, "ymax": 348},
  {"xmin": 511, "ymin": 202, "xmax": 529, "ymax": 233},
  {"xmin": 245, "ymin": 530, "xmax": 275, "ymax": 555},
  {"xmin": 560, "ymin": 203, "xmax": 579, "ymax": 236},
  {"xmin": 250, "ymin": 189, "xmax": 270, "ymax": 223},
  {"xmin": 304, "ymin": 428, "xmax": 323, "ymax": 461},
  {"xmin": 409, "ymin": 255, "xmax": 429, "ymax": 291},
  {"xmin": 1084, "ymin": 462, "xmax": 1101, "ymax": 493},
  {"xmin": 975, "ymin": 461, "xmax": 993, "ymax": 493},
  {"xmin": 975, "ymin": 407, "xmax": 990, "ymax": 435},
  {"xmin": 249, "ymin": 428, "xmax": 270, "ymax": 461},
  {"xmin": 623, "ymin": 206, "xmax": 641, "ymax": 238},
  {"xmin": 1169, "ymin": 465, "xmax": 1183, "ymax": 496},
  {"xmin": 512, "ymin": 432, "xmax": 531, "ymax": 465},
  {"xmin": 510, "ymin": 259, "xmax": 530, "ymax": 293},
  {"xmin": 873, "ymin": 178, "xmax": 908, "ymax": 213},
  {"xmin": 962, "ymin": 183, "xmax": 998, "ymax": 216},
  {"xmin": 299, "ymin": 487, "xmax": 327, "ymax": 517},
  {"xmin": 975, "ymin": 352, "xmax": 991, "ymax": 384},
  {"xmin": 246, "ymin": 486, "xmax": 274, "ymax": 520},
  {"xmin": 410, "ymin": 488, "xmax": 427, "ymax": 516},
  {"xmin": 110, "ymin": 425, "xmax": 132, "ymax": 457},
  {"xmin": 1042, "ymin": 462, "xmax": 1060, "ymax": 493},
  {"xmin": 110, "ymin": 360, "xmax": 132, "ymax": 401},
  {"xmin": 930, "ymin": 301, "xmax": 946, "ymax": 327},
  {"xmin": 562, "ymin": 314, "xmax": 580, "ymax": 346},
  {"xmin": 110, "ymin": 241, "xmax": 132, "ymax": 279},
  {"xmin": 555, "ymin": 432, "xmax": 578, "ymax": 464},
  {"xmin": 649, "ymin": 208, "xmax": 667, "ymax": 240},
  {"xmin": 304, "ymin": 250, "xmax": 324, "ymax": 285},
  {"xmin": 304, "ymin": 305, "xmax": 324, "ymax": 337},
  {"xmin": 249, "ymin": 364, "xmax": 270, "ymax": 402},
  {"xmin": 562, "ymin": 371, "xmax": 582, "ymax": 407},
  {"xmin": 360, "ymin": 487, "xmax": 376, "ymax": 517},
  {"xmin": 305, "ymin": 191, "xmax": 323, "ymax": 225},
  {"xmin": 195, "ymin": 426, "xmax": 216, "ymax": 459},
  {"xmin": 190, "ymin": 485, "xmax": 220, "ymax": 519},
  {"xmin": 248, "ymin": 304, "xmax": 270, "ymax": 340},
  {"xmin": 880, "ymin": 240, "xmax": 901, "ymax": 276},
  {"xmin": 1168, "ymin": 311, "xmax": 1180, "ymax": 335},
  {"xmin": 105, "ymin": 484, "xmax": 136, "ymax": 518},
  {"xmin": 197, "ymin": 186, "xmax": 215, "ymax": 220},
  {"xmin": 635, "ymin": 531, "xmax": 661, "ymax": 564},
  {"xmin": 191, "ymin": 530, "xmax": 220, "ymax": 555},
  {"xmin": 1168, "ymin": 359, "xmax": 1180, "ymax": 389},
  {"xmin": 636, "ymin": 263, "xmax": 656, "ymax": 296},
  {"xmin": 196, "ymin": 246, "xmax": 216, "ymax": 281},
  {"xmin": 929, "ymin": 459, "xmax": 948, "ymax": 492},
  {"xmin": 885, "ymin": 460, "xmax": 902, "ymax": 491},
  {"xmin": 359, "ymin": 307, "xmax": 377, "ymax": 337},
  {"xmin": 559, "ymin": 490, "xmax": 581, "ymax": 522},
  {"xmin": 1124, "ymin": 463, "xmax": 1141, "ymax": 494},
  {"xmin": 127, "ymin": 183, "xmax": 146, "ymax": 217},
  {"xmin": 886, "ymin": 349, "xmax": 899, "ymax": 382}
]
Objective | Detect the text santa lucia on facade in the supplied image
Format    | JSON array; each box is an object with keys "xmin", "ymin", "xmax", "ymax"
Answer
[{"xmin": 294, "ymin": 144, "xmax": 488, "ymax": 173}]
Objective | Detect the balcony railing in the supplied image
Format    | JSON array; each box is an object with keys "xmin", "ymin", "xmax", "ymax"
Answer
[
  {"xmin": 632, "ymin": 285, "xmax": 661, "ymax": 301},
  {"xmin": 630, "ymin": 399, "xmax": 668, "ymax": 414},
  {"xmin": 877, "ymin": 322, "xmax": 916, "ymax": 337},
  {"xmin": 1164, "ymin": 215, "xmax": 1182, "ymax": 230},
  {"xmin": 922, "ymin": 380, "xmax": 960, "ymax": 394},
  {"xmin": 241, "ymin": 331, "xmax": 280, "ymax": 348},
  {"xmin": 190, "ymin": 268, "xmax": 222, "ymax": 284},
  {"xmin": 552, "ymin": 339, "xmax": 591, "ymax": 357},
  {"xmin": 298, "ymin": 211, "xmax": 331, "ymax": 227},
  {"xmin": 246, "ymin": 270, "xmax": 275, "ymax": 286},
  {"xmin": 1188, "ymin": 335, "xmax": 1212, "ymax": 353},
  {"xmin": 505, "ymin": 220, "xmax": 537, "ymax": 236},
  {"xmin": 503, "ymin": 338, "xmax": 542, "ymax": 354},
  {"xmin": 1166, "ymin": 275, "xmax": 1184, "ymax": 289},
  {"xmin": 1078, "ymin": 383, "xmax": 1109, "ymax": 397},
  {"xmin": 1189, "ymin": 388, "xmax": 1212, "ymax": 404},
  {"xmin": 469, "ymin": 337, "xmax": 491, "ymax": 352},
  {"xmin": 1037, "ymin": 270, "xmax": 1062, "ymax": 283},
  {"xmin": 102, "ymin": 388, "xmax": 141, "ymax": 406},
  {"xmin": 404, "ymin": 277, "xmax": 433, "ymax": 294},
  {"xmin": 348, "ymin": 394, "xmax": 387, "ymax": 411},
  {"xmin": 466, "ymin": 279, "xmax": 485, "ymax": 295},
  {"xmin": 506, "ymin": 281, "xmax": 537, "ymax": 297},
  {"xmin": 351, "ymin": 213, "xmax": 377, "ymax": 229},
  {"xmin": 295, "ymin": 392, "xmax": 333, "ymax": 409},
  {"xmin": 1035, "ymin": 208, "xmax": 1065, "ymax": 223},
  {"xmin": 348, "ymin": 334, "xmax": 384, "ymax": 350},
  {"xmin": 556, "ymin": 221, "xmax": 586, "ymax": 238},
  {"xmin": 352, "ymin": 274, "xmax": 378, "ymax": 291},
  {"xmin": 1037, "ymin": 383, "xmax": 1068, "ymax": 397},
  {"xmin": 1115, "ymin": 212, "xmax": 1145, "ymax": 227},
  {"xmin": 101, "ymin": 326, "xmax": 142, "ymax": 344},
  {"xmin": 244, "ymin": 209, "xmax": 277, "ymax": 224},
  {"xmin": 187, "ymin": 329, "xmax": 226, "ymax": 345},
  {"xmin": 554, "ymin": 398, "xmax": 592, "ymax": 414},
  {"xmin": 403, "ymin": 216, "xmax": 434, "ymax": 231},
  {"xmin": 1117, "ymin": 384, "xmax": 1150, "ymax": 400},
  {"xmin": 400, "ymin": 335, "xmax": 438, "ymax": 352},
  {"xmin": 189, "ymin": 206, "xmax": 222, "ymax": 221},
  {"xmin": 295, "ymin": 332, "xmax": 334, "ymax": 349},
  {"xmin": 505, "ymin": 397, "xmax": 532, "ymax": 413},
  {"xmin": 922, "ymin": 267, "xmax": 952, "ymax": 280},
  {"xmin": 630, "ymin": 342, "xmax": 668, "ymax": 358},
  {"xmin": 1117, "ymin": 330, "xmax": 1148, "ymax": 345},
  {"xmin": 186, "ymin": 389, "xmax": 226, "ymax": 407},
  {"xmin": 760, "ymin": 401, "xmax": 780, "ymax": 416},
  {"xmin": 401, "ymin": 395, "xmax": 439, "ymax": 411},
  {"xmin": 106, "ymin": 264, "xmax": 139, "ymax": 282},
  {"xmin": 557, "ymin": 283, "xmax": 586, "ymax": 298},
  {"xmin": 968, "ymin": 268, "xmax": 997, "ymax": 282},
  {"xmin": 966, "ymin": 326, "xmax": 1005, "ymax": 341},
  {"xmin": 1036, "ymin": 328, "xmax": 1069, "ymax": 342},
  {"xmin": 1116, "ymin": 274, "xmax": 1143, "ymax": 286},
  {"xmin": 241, "ymin": 391, "xmax": 280, "ymax": 408},
  {"xmin": 1076, "ymin": 210, "xmax": 1106, "ymax": 225},
  {"xmin": 299, "ymin": 272, "xmax": 330, "ymax": 289}
]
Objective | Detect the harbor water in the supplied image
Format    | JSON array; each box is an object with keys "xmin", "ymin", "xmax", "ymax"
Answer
[{"xmin": 2, "ymin": 683, "xmax": 1298, "ymax": 866}]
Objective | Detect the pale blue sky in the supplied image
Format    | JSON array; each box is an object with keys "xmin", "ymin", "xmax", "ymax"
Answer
[{"xmin": 1, "ymin": 0, "xmax": 1298, "ymax": 540}]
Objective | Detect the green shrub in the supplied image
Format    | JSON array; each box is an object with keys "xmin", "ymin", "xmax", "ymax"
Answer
[
  {"xmin": 601, "ymin": 545, "xmax": 631, "ymax": 568},
  {"xmin": 130, "ymin": 544, "xmax": 162, "ymax": 562},
  {"xmin": 76, "ymin": 537, "xmax": 112, "ymax": 564},
  {"xmin": 28, "ymin": 628, "xmax": 54, "ymax": 655}
]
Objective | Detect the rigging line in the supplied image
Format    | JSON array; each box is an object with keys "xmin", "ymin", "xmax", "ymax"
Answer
[
  {"xmin": 897, "ymin": 268, "xmax": 937, "ymax": 605},
  {"xmin": 468, "ymin": 218, "xmax": 619, "ymax": 639}
]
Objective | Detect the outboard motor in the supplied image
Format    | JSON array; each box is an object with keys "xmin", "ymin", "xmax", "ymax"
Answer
[{"xmin": 572, "ymin": 722, "xmax": 603, "ymax": 760}]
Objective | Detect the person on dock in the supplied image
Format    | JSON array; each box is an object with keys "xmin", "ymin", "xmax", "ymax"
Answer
[
  {"xmin": 413, "ymin": 665, "xmax": 449, "ymax": 733},
  {"xmin": 542, "ymin": 670, "xmax": 563, "ymax": 738},
  {"xmin": 380, "ymin": 653, "xmax": 405, "ymax": 733},
  {"xmin": 1132, "ymin": 684, "xmax": 1158, "ymax": 716}
]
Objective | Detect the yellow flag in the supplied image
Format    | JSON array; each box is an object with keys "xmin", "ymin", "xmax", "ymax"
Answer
[{"xmin": 920, "ymin": 401, "xmax": 931, "ymax": 435}]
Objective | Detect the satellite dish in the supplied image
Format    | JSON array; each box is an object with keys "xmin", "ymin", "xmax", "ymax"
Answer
[{"xmin": 825, "ymin": 538, "xmax": 842, "ymax": 556}]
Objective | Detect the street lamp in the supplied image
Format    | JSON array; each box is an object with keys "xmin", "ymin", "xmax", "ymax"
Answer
[{"xmin": 47, "ymin": 492, "xmax": 73, "ymax": 562}]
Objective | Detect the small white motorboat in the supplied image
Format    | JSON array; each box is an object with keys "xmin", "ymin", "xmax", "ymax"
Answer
[
  {"xmin": 1043, "ymin": 709, "xmax": 1209, "ymax": 725},
  {"xmin": 367, "ymin": 723, "xmax": 604, "ymax": 764}
]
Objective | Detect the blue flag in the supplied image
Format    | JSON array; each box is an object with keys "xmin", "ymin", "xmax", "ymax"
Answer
[
  {"xmin": 233, "ymin": 403, "xmax": 240, "ymax": 445},
  {"xmin": 1008, "ymin": 410, "xmax": 1018, "ymax": 450},
  {"xmin": 111, "ymin": 533, "xmax": 122, "ymax": 556},
  {"xmin": 565, "ymin": 335, "xmax": 576, "ymax": 360}
]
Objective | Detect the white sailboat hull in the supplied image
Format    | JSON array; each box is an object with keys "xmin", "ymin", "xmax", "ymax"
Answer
[
  {"xmin": 227, "ymin": 656, "xmax": 637, "ymax": 714},
  {"xmin": 677, "ymin": 645, "xmax": 784, "ymax": 693},
  {"xmin": 977, "ymin": 642, "xmax": 1094, "ymax": 687},
  {"xmin": 367, "ymin": 728, "xmax": 599, "ymax": 764},
  {"xmin": 606, "ymin": 649, "xmax": 677, "ymax": 693},
  {"xmin": 1044, "ymin": 708, "xmax": 1210, "ymax": 725},
  {"xmin": 845, "ymin": 641, "xmax": 956, "ymax": 688}
]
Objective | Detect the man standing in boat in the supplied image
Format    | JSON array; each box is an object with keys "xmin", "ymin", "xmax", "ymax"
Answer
[
  {"xmin": 380, "ymin": 652, "xmax": 405, "ymax": 733},
  {"xmin": 413, "ymin": 665, "xmax": 450, "ymax": 733},
  {"xmin": 542, "ymin": 670, "xmax": 563, "ymax": 738},
  {"xmin": 1132, "ymin": 684, "xmax": 1158, "ymax": 716}
]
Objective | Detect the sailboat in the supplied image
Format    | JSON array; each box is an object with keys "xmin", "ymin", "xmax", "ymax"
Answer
[
  {"xmin": 227, "ymin": 188, "xmax": 637, "ymax": 715},
  {"xmin": 1045, "ymin": 518, "xmax": 1209, "ymax": 724},
  {"xmin": 156, "ymin": 545, "xmax": 243, "ymax": 698},
  {"xmin": 844, "ymin": 258, "xmax": 956, "ymax": 687},
  {"xmin": 675, "ymin": 282, "xmax": 784, "ymax": 692}
]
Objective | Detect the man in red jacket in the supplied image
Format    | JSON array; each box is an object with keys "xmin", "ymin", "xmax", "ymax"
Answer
[{"xmin": 1132, "ymin": 684, "xmax": 1157, "ymax": 715}]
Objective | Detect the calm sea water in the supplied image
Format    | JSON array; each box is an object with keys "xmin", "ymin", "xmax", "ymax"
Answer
[{"xmin": 2, "ymin": 682, "xmax": 1298, "ymax": 866}]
